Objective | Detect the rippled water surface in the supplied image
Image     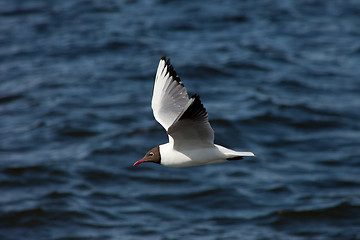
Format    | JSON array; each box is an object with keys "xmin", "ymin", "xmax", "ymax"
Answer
[{"xmin": 1, "ymin": 0, "xmax": 360, "ymax": 239}]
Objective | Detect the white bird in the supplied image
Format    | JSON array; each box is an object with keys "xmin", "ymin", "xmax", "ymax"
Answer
[{"xmin": 133, "ymin": 57, "xmax": 254, "ymax": 168}]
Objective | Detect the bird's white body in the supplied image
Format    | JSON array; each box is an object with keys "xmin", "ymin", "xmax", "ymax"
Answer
[{"xmin": 160, "ymin": 143, "xmax": 254, "ymax": 168}]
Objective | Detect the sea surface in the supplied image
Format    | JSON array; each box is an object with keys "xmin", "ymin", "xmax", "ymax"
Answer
[{"xmin": 1, "ymin": 0, "xmax": 360, "ymax": 239}]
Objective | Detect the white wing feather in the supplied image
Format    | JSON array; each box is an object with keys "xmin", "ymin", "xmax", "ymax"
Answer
[{"xmin": 151, "ymin": 57, "xmax": 189, "ymax": 130}]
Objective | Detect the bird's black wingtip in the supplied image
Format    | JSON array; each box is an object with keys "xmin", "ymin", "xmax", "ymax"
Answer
[
  {"xmin": 226, "ymin": 156, "xmax": 244, "ymax": 160},
  {"xmin": 160, "ymin": 56, "xmax": 183, "ymax": 86},
  {"xmin": 179, "ymin": 94, "xmax": 208, "ymax": 121}
]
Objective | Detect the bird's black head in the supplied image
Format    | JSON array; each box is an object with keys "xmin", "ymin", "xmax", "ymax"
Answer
[{"xmin": 133, "ymin": 146, "xmax": 161, "ymax": 166}]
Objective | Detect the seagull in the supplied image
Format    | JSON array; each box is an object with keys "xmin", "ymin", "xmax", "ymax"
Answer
[{"xmin": 133, "ymin": 57, "xmax": 254, "ymax": 168}]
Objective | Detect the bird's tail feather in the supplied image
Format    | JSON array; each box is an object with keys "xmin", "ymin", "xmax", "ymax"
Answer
[{"xmin": 215, "ymin": 144, "xmax": 255, "ymax": 160}]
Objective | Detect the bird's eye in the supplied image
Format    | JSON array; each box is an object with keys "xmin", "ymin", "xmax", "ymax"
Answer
[{"xmin": 149, "ymin": 152, "xmax": 154, "ymax": 156}]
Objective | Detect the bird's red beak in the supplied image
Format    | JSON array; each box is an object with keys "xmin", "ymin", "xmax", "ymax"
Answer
[{"xmin": 133, "ymin": 159, "xmax": 147, "ymax": 166}]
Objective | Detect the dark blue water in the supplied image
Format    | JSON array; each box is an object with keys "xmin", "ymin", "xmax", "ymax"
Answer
[{"xmin": 1, "ymin": 0, "xmax": 360, "ymax": 239}]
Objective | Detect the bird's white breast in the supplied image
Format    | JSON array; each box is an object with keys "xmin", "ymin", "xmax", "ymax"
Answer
[{"xmin": 159, "ymin": 143, "xmax": 227, "ymax": 168}]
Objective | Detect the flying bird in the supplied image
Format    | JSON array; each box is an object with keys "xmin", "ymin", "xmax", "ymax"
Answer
[{"xmin": 133, "ymin": 57, "xmax": 254, "ymax": 168}]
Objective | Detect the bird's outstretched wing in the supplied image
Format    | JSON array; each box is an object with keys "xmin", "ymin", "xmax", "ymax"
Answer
[
  {"xmin": 152, "ymin": 57, "xmax": 214, "ymax": 150},
  {"xmin": 151, "ymin": 57, "xmax": 190, "ymax": 130}
]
